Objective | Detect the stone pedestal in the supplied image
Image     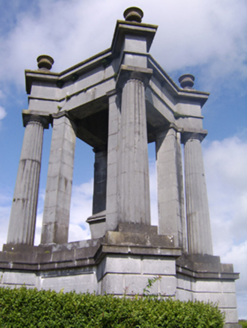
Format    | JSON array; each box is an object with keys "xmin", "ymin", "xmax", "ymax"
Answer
[
  {"xmin": 183, "ymin": 133, "xmax": 213, "ymax": 255},
  {"xmin": 0, "ymin": 232, "xmax": 240, "ymax": 327},
  {"xmin": 41, "ymin": 112, "xmax": 76, "ymax": 244},
  {"xmin": 118, "ymin": 69, "xmax": 151, "ymax": 225},
  {"xmin": 7, "ymin": 115, "xmax": 47, "ymax": 245}
]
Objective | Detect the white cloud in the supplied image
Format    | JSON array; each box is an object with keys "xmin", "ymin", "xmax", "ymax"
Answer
[
  {"xmin": 0, "ymin": 191, "xmax": 11, "ymax": 250},
  {"xmin": 69, "ymin": 179, "xmax": 93, "ymax": 241},
  {"xmin": 33, "ymin": 181, "xmax": 93, "ymax": 245},
  {"xmin": 0, "ymin": 0, "xmax": 246, "ymax": 91},
  {"xmin": 0, "ymin": 106, "xmax": 6, "ymax": 120},
  {"xmin": 149, "ymin": 159, "xmax": 158, "ymax": 226},
  {"xmin": 204, "ymin": 136, "xmax": 247, "ymax": 252},
  {"xmin": 203, "ymin": 136, "xmax": 247, "ymax": 319}
]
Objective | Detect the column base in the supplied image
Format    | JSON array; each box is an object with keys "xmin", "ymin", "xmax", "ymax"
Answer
[{"xmin": 86, "ymin": 210, "xmax": 106, "ymax": 239}]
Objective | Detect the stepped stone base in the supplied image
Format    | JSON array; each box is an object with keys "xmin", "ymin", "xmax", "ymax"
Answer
[{"xmin": 0, "ymin": 224, "xmax": 240, "ymax": 327}]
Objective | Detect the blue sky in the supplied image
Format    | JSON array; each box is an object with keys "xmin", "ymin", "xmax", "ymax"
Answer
[{"xmin": 0, "ymin": 0, "xmax": 246, "ymax": 319}]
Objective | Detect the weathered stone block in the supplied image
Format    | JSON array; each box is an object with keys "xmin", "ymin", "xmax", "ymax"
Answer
[
  {"xmin": 104, "ymin": 255, "xmax": 142, "ymax": 275},
  {"xmin": 223, "ymin": 309, "xmax": 239, "ymax": 324},
  {"xmin": 123, "ymin": 35, "xmax": 147, "ymax": 53},
  {"xmin": 125, "ymin": 275, "xmax": 158, "ymax": 295},
  {"xmin": 222, "ymin": 281, "xmax": 236, "ymax": 293},
  {"xmin": 142, "ymin": 257, "xmax": 176, "ymax": 275},
  {"xmin": 160, "ymin": 276, "xmax": 177, "ymax": 296},
  {"xmin": 2, "ymin": 272, "xmax": 37, "ymax": 286},
  {"xmin": 177, "ymin": 274, "xmax": 192, "ymax": 290},
  {"xmin": 192, "ymin": 280, "xmax": 222, "ymax": 292},
  {"xmin": 41, "ymin": 272, "xmax": 97, "ymax": 293},
  {"xmin": 176, "ymin": 288, "xmax": 193, "ymax": 301},
  {"xmin": 123, "ymin": 53, "xmax": 147, "ymax": 68},
  {"xmin": 101, "ymin": 274, "xmax": 124, "ymax": 294},
  {"xmin": 193, "ymin": 292, "xmax": 237, "ymax": 308}
]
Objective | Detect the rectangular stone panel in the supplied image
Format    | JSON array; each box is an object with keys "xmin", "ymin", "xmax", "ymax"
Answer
[
  {"xmin": 41, "ymin": 272, "xmax": 97, "ymax": 294},
  {"xmin": 192, "ymin": 280, "xmax": 222, "ymax": 293},
  {"xmin": 103, "ymin": 255, "xmax": 142, "ymax": 275},
  {"xmin": 177, "ymin": 274, "xmax": 193, "ymax": 290},
  {"xmin": 176, "ymin": 288, "xmax": 193, "ymax": 302},
  {"xmin": 193, "ymin": 292, "xmax": 237, "ymax": 308},
  {"xmin": 142, "ymin": 257, "xmax": 176, "ymax": 275},
  {"xmin": 160, "ymin": 276, "xmax": 177, "ymax": 296},
  {"xmin": 222, "ymin": 281, "xmax": 236, "ymax": 293},
  {"xmin": 223, "ymin": 309, "xmax": 239, "ymax": 324},
  {"xmin": 2, "ymin": 272, "xmax": 37, "ymax": 286},
  {"xmin": 125, "ymin": 275, "xmax": 158, "ymax": 296},
  {"xmin": 101, "ymin": 274, "xmax": 124, "ymax": 295}
]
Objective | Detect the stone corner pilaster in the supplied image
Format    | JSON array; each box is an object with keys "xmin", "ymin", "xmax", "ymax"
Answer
[{"xmin": 51, "ymin": 110, "xmax": 78, "ymax": 132}]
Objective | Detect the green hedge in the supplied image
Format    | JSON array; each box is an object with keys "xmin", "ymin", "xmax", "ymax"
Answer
[
  {"xmin": 239, "ymin": 320, "xmax": 247, "ymax": 328},
  {"xmin": 0, "ymin": 287, "xmax": 224, "ymax": 327}
]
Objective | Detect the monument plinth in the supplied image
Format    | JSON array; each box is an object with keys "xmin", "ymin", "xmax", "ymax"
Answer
[{"xmin": 0, "ymin": 7, "xmax": 240, "ymax": 327}]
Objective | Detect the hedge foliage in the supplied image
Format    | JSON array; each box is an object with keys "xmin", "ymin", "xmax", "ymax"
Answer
[
  {"xmin": 0, "ymin": 286, "xmax": 225, "ymax": 327},
  {"xmin": 239, "ymin": 320, "xmax": 247, "ymax": 328}
]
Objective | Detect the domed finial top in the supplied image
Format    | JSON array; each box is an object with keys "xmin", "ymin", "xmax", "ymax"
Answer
[
  {"xmin": 37, "ymin": 55, "xmax": 54, "ymax": 70},
  {"xmin": 178, "ymin": 74, "xmax": 195, "ymax": 89},
  {"xmin": 123, "ymin": 7, "xmax": 143, "ymax": 23}
]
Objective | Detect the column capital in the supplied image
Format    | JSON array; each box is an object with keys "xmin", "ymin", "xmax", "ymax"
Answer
[
  {"xmin": 181, "ymin": 129, "xmax": 207, "ymax": 144},
  {"xmin": 22, "ymin": 110, "xmax": 51, "ymax": 129},
  {"xmin": 155, "ymin": 123, "xmax": 182, "ymax": 139},
  {"xmin": 52, "ymin": 110, "xmax": 77, "ymax": 131},
  {"xmin": 116, "ymin": 64, "xmax": 152, "ymax": 90}
]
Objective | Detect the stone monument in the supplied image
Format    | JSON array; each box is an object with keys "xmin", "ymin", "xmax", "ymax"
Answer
[{"xmin": 0, "ymin": 7, "xmax": 240, "ymax": 327}]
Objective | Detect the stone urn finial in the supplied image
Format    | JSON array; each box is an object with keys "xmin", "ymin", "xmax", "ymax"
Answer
[
  {"xmin": 37, "ymin": 55, "xmax": 54, "ymax": 70},
  {"xmin": 178, "ymin": 74, "xmax": 195, "ymax": 89},
  {"xmin": 123, "ymin": 7, "xmax": 143, "ymax": 23}
]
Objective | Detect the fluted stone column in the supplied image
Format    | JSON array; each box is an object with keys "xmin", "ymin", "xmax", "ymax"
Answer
[
  {"xmin": 7, "ymin": 115, "xmax": 47, "ymax": 245},
  {"xmin": 118, "ymin": 69, "xmax": 151, "ymax": 224},
  {"xmin": 183, "ymin": 133, "xmax": 213, "ymax": 255},
  {"xmin": 176, "ymin": 132, "xmax": 187, "ymax": 252},
  {"xmin": 92, "ymin": 149, "xmax": 107, "ymax": 214},
  {"xmin": 105, "ymin": 92, "xmax": 121, "ymax": 231},
  {"xmin": 156, "ymin": 127, "xmax": 186, "ymax": 248},
  {"xmin": 41, "ymin": 112, "xmax": 76, "ymax": 244}
]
